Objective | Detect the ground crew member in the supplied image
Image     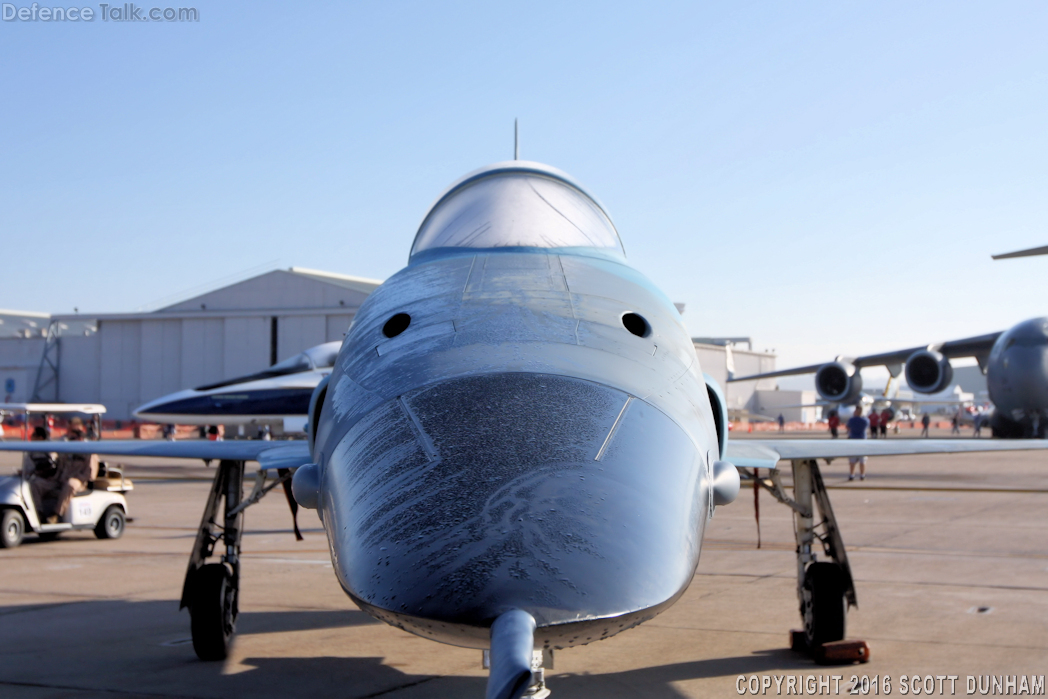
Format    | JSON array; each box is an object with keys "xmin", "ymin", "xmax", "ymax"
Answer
[
  {"xmin": 828, "ymin": 411, "xmax": 840, "ymax": 438},
  {"xmin": 868, "ymin": 409, "xmax": 880, "ymax": 439},
  {"xmin": 846, "ymin": 406, "xmax": 870, "ymax": 481},
  {"xmin": 879, "ymin": 408, "xmax": 892, "ymax": 437}
]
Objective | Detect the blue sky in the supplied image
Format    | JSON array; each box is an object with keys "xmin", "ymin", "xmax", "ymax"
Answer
[{"xmin": 2, "ymin": 1, "xmax": 1046, "ymax": 377}]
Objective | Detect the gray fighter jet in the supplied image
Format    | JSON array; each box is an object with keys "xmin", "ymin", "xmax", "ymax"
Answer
[
  {"xmin": 730, "ymin": 318, "xmax": 1048, "ymax": 438},
  {"xmin": 3, "ymin": 161, "xmax": 1048, "ymax": 699}
]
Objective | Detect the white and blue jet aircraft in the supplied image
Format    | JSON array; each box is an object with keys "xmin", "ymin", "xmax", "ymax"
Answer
[
  {"xmin": 133, "ymin": 341, "xmax": 340, "ymax": 429},
  {"xmin": 3, "ymin": 161, "xmax": 1047, "ymax": 699}
]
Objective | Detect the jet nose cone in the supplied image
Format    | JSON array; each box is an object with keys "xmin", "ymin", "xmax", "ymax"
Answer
[
  {"xmin": 322, "ymin": 373, "xmax": 707, "ymax": 639},
  {"xmin": 133, "ymin": 389, "xmax": 198, "ymax": 418}
]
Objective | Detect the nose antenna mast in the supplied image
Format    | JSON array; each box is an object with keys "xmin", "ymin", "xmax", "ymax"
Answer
[{"xmin": 514, "ymin": 119, "xmax": 519, "ymax": 160}]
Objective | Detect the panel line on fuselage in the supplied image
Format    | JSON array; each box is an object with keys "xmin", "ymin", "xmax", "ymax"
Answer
[
  {"xmin": 595, "ymin": 396, "xmax": 633, "ymax": 462},
  {"xmin": 398, "ymin": 395, "xmax": 439, "ymax": 461}
]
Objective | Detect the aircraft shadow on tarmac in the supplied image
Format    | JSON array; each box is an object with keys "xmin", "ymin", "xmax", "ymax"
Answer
[
  {"xmin": 237, "ymin": 649, "xmax": 811, "ymax": 699},
  {"xmin": 0, "ymin": 599, "xmax": 817, "ymax": 698}
]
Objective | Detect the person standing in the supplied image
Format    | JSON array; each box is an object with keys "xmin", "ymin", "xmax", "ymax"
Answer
[
  {"xmin": 868, "ymin": 409, "xmax": 880, "ymax": 439},
  {"xmin": 828, "ymin": 410, "xmax": 840, "ymax": 439},
  {"xmin": 777, "ymin": 413, "xmax": 785, "ymax": 433},
  {"xmin": 879, "ymin": 408, "xmax": 892, "ymax": 437},
  {"xmin": 951, "ymin": 411, "xmax": 961, "ymax": 435},
  {"xmin": 921, "ymin": 412, "xmax": 931, "ymax": 437},
  {"xmin": 846, "ymin": 406, "xmax": 870, "ymax": 481}
]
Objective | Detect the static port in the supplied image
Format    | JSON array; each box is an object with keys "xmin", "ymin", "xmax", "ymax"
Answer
[{"xmin": 383, "ymin": 313, "xmax": 411, "ymax": 338}]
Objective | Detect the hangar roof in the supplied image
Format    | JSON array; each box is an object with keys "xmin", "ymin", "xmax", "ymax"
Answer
[
  {"xmin": 154, "ymin": 267, "xmax": 383, "ymax": 314},
  {"xmin": 50, "ymin": 268, "xmax": 384, "ymax": 322}
]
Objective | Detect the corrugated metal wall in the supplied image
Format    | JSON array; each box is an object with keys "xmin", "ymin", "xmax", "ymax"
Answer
[{"xmin": 56, "ymin": 310, "xmax": 360, "ymax": 420}]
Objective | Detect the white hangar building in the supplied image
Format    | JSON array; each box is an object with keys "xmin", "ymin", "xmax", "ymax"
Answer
[{"xmin": 38, "ymin": 268, "xmax": 381, "ymax": 420}]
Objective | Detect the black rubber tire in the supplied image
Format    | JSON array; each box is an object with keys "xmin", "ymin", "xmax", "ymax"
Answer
[
  {"xmin": 190, "ymin": 563, "xmax": 238, "ymax": 661},
  {"xmin": 1, "ymin": 509, "xmax": 25, "ymax": 549},
  {"xmin": 94, "ymin": 506, "xmax": 125, "ymax": 540},
  {"xmin": 803, "ymin": 562, "xmax": 846, "ymax": 647}
]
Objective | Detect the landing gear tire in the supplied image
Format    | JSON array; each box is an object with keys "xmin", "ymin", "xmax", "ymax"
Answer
[
  {"xmin": 803, "ymin": 562, "xmax": 846, "ymax": 648},
  {"xmin": 190, "ymin": 563, "xmax": 238, "ymax": 661},
  {"xmin": 1, "ymin": 509, "xmax": 25, "ymax": 548},
  {"xmin": 94, "ymin": 506, "xmax": 125, "ymax": 540}
]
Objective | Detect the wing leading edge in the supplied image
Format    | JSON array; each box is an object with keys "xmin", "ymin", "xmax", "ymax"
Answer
[
  {"xmin": 726, "ymin": 438, "xmax": 1048, "ymax": 469},
  {"xmin": 0, "ymin": 439, "xmax": 312, "ymax": 468}
]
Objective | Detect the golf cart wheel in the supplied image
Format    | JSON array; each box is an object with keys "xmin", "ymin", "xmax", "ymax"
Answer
[
  {"xmin": 94, "ymin": 506, "xmax": 125, "ymax": 540},
  {"xmin": 802, "ymin": 562, "xmax": 846, "ymax": 648},
  {"xmin": 1, "ymin": 509, "xmax": 25, "ymax": 548},
  {"xmin": 190, "ymin": 563, "xmax": 238, "ymax": 661}
]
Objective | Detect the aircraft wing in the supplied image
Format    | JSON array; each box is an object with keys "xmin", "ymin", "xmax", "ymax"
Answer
[
  {"xmin": 0, "ymin": 439, "xmax": 312, "ymax": 469},
  {"xmin": 992, "ymin": 244, "xmax": 1048, "ymax": 260},
  {"xmin": 729, "ymin": 331, "xmax": 1003, "ymax": 382},
  {"xmin": 726, "ymin": 438, "xmax": 1048, "ymax": 470}
]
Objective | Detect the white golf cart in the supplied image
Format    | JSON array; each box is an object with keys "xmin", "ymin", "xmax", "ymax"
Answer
[{"xmin": 0, "ymin": 403, "xmax": 132, "ymax": 548}]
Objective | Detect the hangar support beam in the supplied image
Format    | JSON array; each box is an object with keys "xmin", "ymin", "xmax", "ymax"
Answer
[{"xmin": 30, "ymin": 320, "xmax": 61, "ymax": 403}]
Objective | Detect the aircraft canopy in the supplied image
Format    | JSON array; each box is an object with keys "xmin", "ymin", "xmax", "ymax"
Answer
[{"xmin": 410, "ymin": 162, "xmax": 624, "ymax": 259}]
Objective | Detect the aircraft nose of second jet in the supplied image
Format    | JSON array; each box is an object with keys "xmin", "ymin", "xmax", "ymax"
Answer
[{"xmin": 321, "ymin": 372, "xmax": 708, "ymax": 644}]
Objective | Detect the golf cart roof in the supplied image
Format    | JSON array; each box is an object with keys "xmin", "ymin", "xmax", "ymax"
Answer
[{"xmin": 0, "ymin": 403, "xmax": 107, "ymax": 415}]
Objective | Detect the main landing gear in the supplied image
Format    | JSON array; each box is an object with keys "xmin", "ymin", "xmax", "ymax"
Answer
[
  {"xmin": 739, "ymin": 459, "xmax": 869, "ymax": 664},
  {"xmin": 180, "ymin": 460, "xmax": 297, "ymax": 661}
]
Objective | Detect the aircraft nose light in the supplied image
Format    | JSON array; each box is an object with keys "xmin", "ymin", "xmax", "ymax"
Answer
[
  {"xmin": 383, "ymin": 313, "xmax": 411, "ymax": 338},
  {"xmin": 621, "ymin": 312, "xmax": 650, "ymax": 338},
  {"xmin": 291, "ymin": 463, "xmax": 320, "ymax": 509},
  {"xmin": 712, "ymin": 460, "xmax": 740, "ymax": 506}
]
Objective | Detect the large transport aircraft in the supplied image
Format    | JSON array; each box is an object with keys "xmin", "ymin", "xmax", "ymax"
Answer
[
  {"xmin": 133, "ymin": 342, "xmax": 339, "ymax": 428},
  {"xmin": 730, "ymin": 318, "xmax": 1048, "ymax": 438},
  {"xmin": 3, "ymin": 161, "xmax": 1048, "ymax": 699}
]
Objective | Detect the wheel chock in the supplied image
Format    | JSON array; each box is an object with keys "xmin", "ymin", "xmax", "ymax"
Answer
[{"xmin": 790, "ymin": 631, "xmax": 870, "ymax": 665}]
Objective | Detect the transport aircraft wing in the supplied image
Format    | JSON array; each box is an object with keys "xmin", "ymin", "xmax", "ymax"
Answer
[
  {"xmin": 730, "ymin": 331, "xmax": 1003, "ymax": 382},
  {"xmin": 727, "ymin": 438, "xmax": 1048, "ymax": 469}
]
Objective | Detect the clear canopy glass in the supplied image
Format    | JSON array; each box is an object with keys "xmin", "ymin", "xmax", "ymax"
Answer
[{"xmin": 411, "ymin": 170, "xmax": 624, "ymax": 257}]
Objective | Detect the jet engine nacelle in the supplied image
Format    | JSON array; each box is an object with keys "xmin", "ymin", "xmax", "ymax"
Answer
[
  {"xmin": 814, "ymin": 361, "xmax": 863, "ymax": 404},
  {"xmin": 905, "ymin": 350, "xmax": 954, "ymax": 394}
]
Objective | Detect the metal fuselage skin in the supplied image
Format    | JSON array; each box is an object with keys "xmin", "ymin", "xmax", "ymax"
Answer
[
  {"xmin": 987, "ymin": 317, "xmax": 1048, "ymax": 435},
  {"xmin": 311, "ymin": 247, "xmax": 720, "ymax": 649}
]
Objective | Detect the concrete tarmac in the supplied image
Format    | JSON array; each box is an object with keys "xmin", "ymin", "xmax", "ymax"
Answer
[{"xmin": 0, "ymin": 440, "xmax": 1045, "ymax": 698}]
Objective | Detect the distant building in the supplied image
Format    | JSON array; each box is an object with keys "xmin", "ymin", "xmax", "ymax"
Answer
[
  {"xmin": 0, "ymin": 310, "xmax": 51, "ymax": 403},
  {"xmin": 691, "ymin": 338, "xmax": 778, "ymax": 419},
  {"xmin": 752, "ymin": 389, "xmax": 821, "ymax": 424},
  {"xmin": 4, "ymin": 268, "xmax": 381, "ymax": 420}
]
